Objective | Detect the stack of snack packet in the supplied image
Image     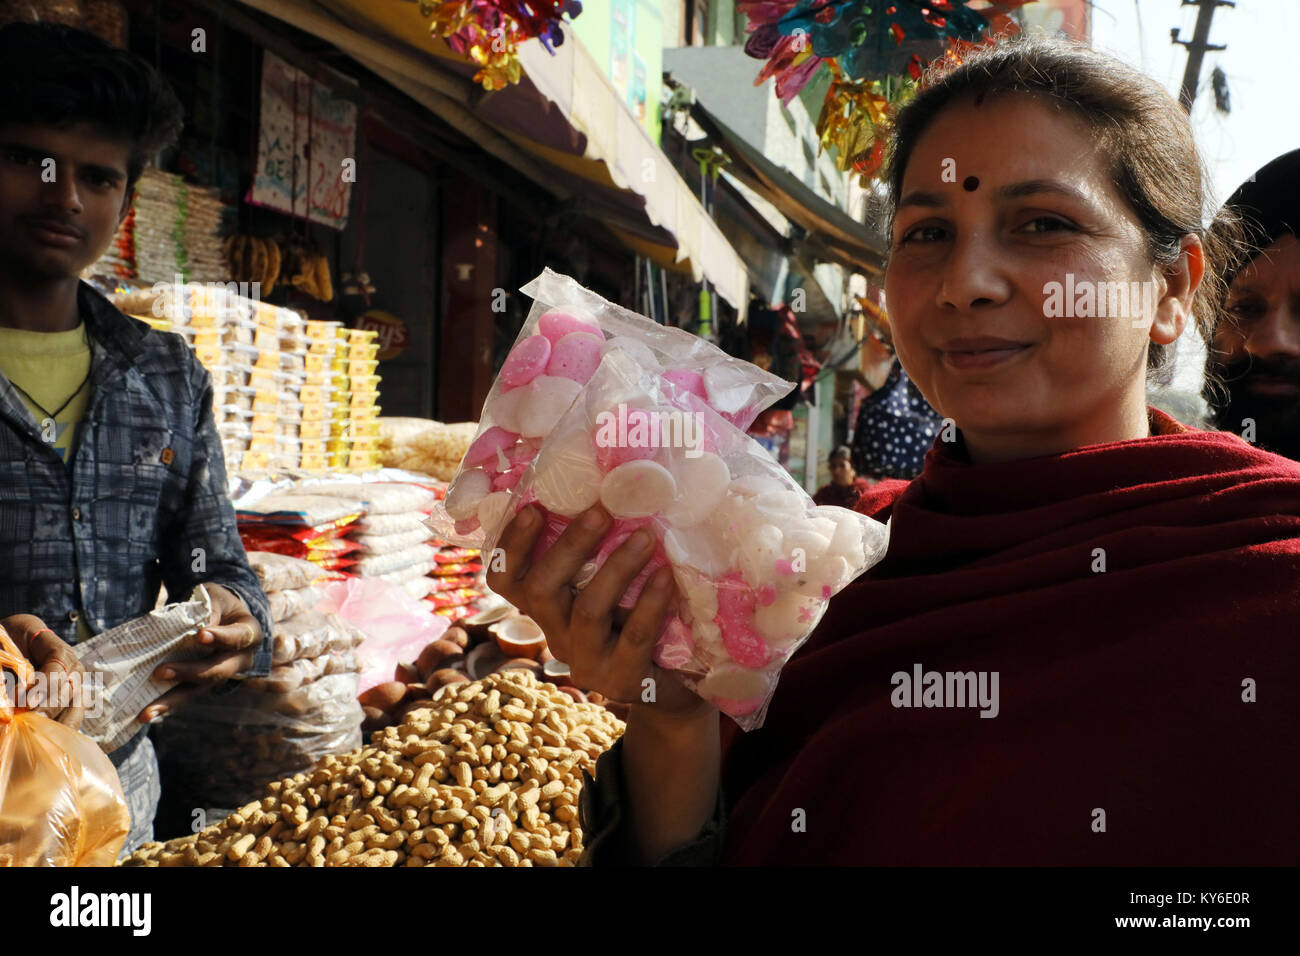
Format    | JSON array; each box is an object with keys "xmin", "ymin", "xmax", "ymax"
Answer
[
  {"xmin": 422, "ymin": 482, "xmax": 488, "ymax": 622},
  {"xmin": 341, "ymin": 328, "xmax": 382, "ymax": 471},
  {"xmin": 246, "ymin": 301, "xmax": 309, "ymax": 472},
  {"xmin": 302, "ymin": 320, "xmax": 345, "ymax": 473},
  {"xmin": 237, "ymin": 491, "xmax": 366, "ymax": 573},
  {"xmin": 131, "ymin": 169, "xmax": 228, "ymax": 285}
]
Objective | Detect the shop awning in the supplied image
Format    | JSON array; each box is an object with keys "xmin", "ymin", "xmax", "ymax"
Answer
[
  {"xmin": 686, "ymin": 99, "xmax": 887, "ymax": 279},
  {"xmin": 235, "ymin": 0, "xmax": 748, "ymax": 309}
]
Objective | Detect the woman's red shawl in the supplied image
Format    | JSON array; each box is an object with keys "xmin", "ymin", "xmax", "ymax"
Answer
[{"xmin": 718, "ymin": 409, "xmax": 1300, "ymax": 864}]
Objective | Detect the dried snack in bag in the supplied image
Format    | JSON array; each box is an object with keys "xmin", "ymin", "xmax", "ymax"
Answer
[
  {"xmin": 267, "ymin": 585, "xmax": 321, "ymax": 623},
  {"xmin": 510, "ymin": 349, "xmax": 890, "ymax": 730},
  {"xmin": 429, "ymin": 561, "xmax": 482, "ymax": 577},
  {"xmin": 0, "ymin": 624, "xmax": 131, "ymax": 866},
  {"xmin": 249, "ymin": 552, "xmax": 331, "ymax": 592},
  {"xmin": 151, "ymin": 673, "xmax": 363, "ymax": 812},
  {"xmin": 431, "ymin": 269, "xmax": 793, "ymax": 547}
]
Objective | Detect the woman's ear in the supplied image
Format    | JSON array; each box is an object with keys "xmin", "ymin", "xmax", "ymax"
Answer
[{"xmin": 1151, "ymin": 234, "xmax": 1204, "ymax": 346}]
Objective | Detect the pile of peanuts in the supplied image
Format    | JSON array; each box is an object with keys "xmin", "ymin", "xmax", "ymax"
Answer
[{"xmin": 120, "ymin": 671, "xmax": 624, "ymax": 867}]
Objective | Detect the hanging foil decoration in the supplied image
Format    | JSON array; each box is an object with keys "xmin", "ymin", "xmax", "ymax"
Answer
[
  {"xmin": 422, "ymin": 0, "xmax": 584, "ymax": 91},
  {"xmin": 739, "ymin": 1, "xmax": 1031, "ymax": 183}
]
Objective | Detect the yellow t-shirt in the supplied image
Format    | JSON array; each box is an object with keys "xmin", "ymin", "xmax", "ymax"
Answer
[{"xmin": 0, "ymin": 323, "xmax": 93, "ymax": 466}]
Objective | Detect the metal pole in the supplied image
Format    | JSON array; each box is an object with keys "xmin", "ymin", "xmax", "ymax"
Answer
[{"xmin": 1174, "ymin": 0, "xmax": 1233, "ymax": 112}]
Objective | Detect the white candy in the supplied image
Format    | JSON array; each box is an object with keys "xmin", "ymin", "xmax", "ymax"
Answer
[
  {"xmin": 533, "ymin": 427, "xmax": 603, "ymax": 515},
  {"xmin": 738, "ymin": 521, "xmax": 785, "ymax": 587},
  {"xmin": 600, "ymin": 459, "xmax": 677, "ymax": 518},
  {"xmin": 672, "ymin": 566, "xmax": 720, "ymax": 623},
  {"xmin": 694, "ymin": 619, "xmax": 722, "ymax": 649},
  {"xmin": 491, "ymin": 384, "xmax": 528, "ymax": 435},
  {"xmin": 753, "ymin": 488, "xmax": 806, "ymax": 522},
  {"xmin": 698, "ymin": 663, "xmax": 769, "ymax": 702},
  {"xmin": 783, "ymin": 527, "xmax": 831, "ymax": 564},
  {"xmin": 663, "ymin": 452, "xmax": 730, "ymax": 527},
  {"xmin": 477, "ymin": 490, "xmax": 513, "ymax": 539},
  {"xmin": 799, "ymin": 554, "xmax": 853, "ymax": 595},
  {"xmin": 664, "ymin": 525, "xmax": 731, "ymax": 578},
  {"xmin": 823, "ymin": 510, "xmax": 867, "ymax": 565},
  {"xmin": 445, "ymin": 468, "xmax": 491, "ymax": 520},
  {"xmin": 729, "ymin": 474, "xmax": 787, "ymax": 498},
  {"xmin": 602, "ymin": 335, "xmax": 659, "ymax": 369},
  {"xmin": 585, "ymin": 388, "xmax": 654, "ymax": 427},
  {"xmin": 808, "ymin": 516, "xmax": 838, "ymax": 540},
  {"xmin": 703, "ymin": 361, "xmax": 754, "ymax": 414},
  {"xmin": 517, "ymin": 375, "xmax": 583, "ymax": 438},
  {"xmin": 754, "ymin": 591, "xmax": 819, "ymax": 648}
]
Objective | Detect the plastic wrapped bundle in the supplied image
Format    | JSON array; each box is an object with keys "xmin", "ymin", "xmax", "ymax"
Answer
[
  {"xmin": 511, "ymin": 349, "xmax": 890, "ymax": 730},
  {"xmin": 152, "ymin": 673, "xmax": 363, "ymax": 814},
  {"xmin": 378, "ymin": 418, "xmax": 478, "ymax": 479}
]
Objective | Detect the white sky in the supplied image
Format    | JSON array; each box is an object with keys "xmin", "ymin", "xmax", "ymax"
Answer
[
  {"xmin": 1089, "ymin": 0, "xmax": 1300, "ymax": 396},
  {"xmin": 1091, "ymin": 0, "xmax": 1300, "ymax": 212}
]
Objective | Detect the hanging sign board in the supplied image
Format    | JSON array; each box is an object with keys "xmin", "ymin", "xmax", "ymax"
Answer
[{"xmin": 249, "ymin": 51, "xmax": 357, "ymax": 230}]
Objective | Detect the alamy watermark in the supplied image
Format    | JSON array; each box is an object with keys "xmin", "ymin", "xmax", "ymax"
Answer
[
  {"xmin": 2, "ymin": 668, "xmax": 105, "ymax": 718},
  {"xmin": 891, "ymin": 663, "xmax": 999, "ymax": 718},
  {"xmin": 593, "ymin": 403, "xmax": 704, "ymax": 458},
  {"xmin": 150, "ymin": 274, "xmax": 262, "ymax": 322},
  {"xmin": 1042, "ymin": 273, "xmax": 1158, "ymax": 328}
]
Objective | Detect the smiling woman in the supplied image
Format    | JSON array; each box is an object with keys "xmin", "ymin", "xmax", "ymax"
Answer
[
  {"xmin": 486, "ymin": 36, "xmax": 1300, "ymax": 867},
  {"xmin": 881, "ymin": 40, "xmax": 1241, "ymax": 464}
]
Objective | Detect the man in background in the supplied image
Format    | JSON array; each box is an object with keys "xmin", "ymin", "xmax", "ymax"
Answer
[
  {"xmin": 0, "ymin": 21, "xmax": 271, "ymax": 854},
  {"xmin": 1207, "ymin": 149, "xmax": 1300, "ymax": 461}
]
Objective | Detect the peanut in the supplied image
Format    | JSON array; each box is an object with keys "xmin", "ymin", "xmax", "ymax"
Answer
[{"xmin": 118, "ymin": 672, "xmax": 623, "ymax": 869}]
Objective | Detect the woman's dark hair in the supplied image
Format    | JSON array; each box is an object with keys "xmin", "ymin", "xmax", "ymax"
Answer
[
  {"xmin": 0, "ymin": 21, "xmax": 184, "ymax": 190},
  {"xmin": 884, "ymin": 35, "xmax": 1245, "ymax": 391}
]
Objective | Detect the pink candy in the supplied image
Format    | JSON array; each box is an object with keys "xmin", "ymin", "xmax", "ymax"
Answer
[
  {"xmin": 464, "ymin": 426, "xmax": 520, "ymax": 469},
  {"xmin": 714, "ymin": 572, "xmax": 769, "ymax": 668},
  {"xmin": 662, "ymin": 368, "xmax": 708, "ymax": 400},
  {"xmin": 716, "ymin": 572, "xmax": 756, "ymax": 619},
  {"xmin": 492, "ymin": 463, "xmax": 528, "ymax": 491},
  {"xmin": 453, "ymin": 517, "xmax": 481, "ymax": 536},
  {"xmin": 546, "ymin": 332, "xmax": 605, "ymax": 384},
  {"xmin": 500, "ymin": 334, "xmax": 551, "ymax": 387},
  {"xmin": 717, "ymin": 617, "xmax": 770, "ymax": 668},
  {"xmin": 538, "ymin": 309, "xmax": 602, "ymax": 343}
]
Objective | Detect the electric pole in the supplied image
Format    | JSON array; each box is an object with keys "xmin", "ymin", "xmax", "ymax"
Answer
[{"xmin": 1171, "ymin": 0, "xmax": 1234, "ymax": 112}]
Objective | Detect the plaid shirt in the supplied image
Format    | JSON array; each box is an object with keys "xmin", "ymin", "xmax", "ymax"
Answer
[{"xmin": 0, "ymin": 281, "xmax": 271, "ymax": 676}]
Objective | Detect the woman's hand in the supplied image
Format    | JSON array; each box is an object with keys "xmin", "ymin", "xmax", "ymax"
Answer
[
  {"xmin": 489, "ymin": 504, "xmax": 724, "ymax": 863},
  {"xmin": 1, "ymin": 614, "xmax": 88, "ymax": 730},
  {"xmin": 486, "ymin": 504, "xmax": 712, "ymax": 723}
]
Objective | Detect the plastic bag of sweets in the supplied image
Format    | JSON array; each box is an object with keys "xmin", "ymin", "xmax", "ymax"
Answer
[
  {"xmin": 508, "ymin": 348, "xmax": 890, "ymax": 730},
  {"xmin": 431, "ymin": 268, "xmax": 793, "ymax": 547}
]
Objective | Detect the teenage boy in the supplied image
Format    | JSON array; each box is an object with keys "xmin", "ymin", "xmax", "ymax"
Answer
[{"xmin": 0, "ymin": 21, "xmax": 271, "ymax": 853}]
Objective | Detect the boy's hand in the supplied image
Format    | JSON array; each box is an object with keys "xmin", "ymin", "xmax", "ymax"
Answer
[
  {"xmin": 1, "ymin": 613, "xmax": 88, "ymax": 730},
  {"xmin": 138, "ymin": 584, "xmax": 262, "ymax": 723}
]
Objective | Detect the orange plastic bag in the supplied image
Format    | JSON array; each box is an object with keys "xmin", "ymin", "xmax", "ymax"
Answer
[{"xmin": 0, "ymin": 624, "xmax": 130, "ymax": 866}]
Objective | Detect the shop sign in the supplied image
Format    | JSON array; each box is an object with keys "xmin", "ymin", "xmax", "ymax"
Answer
[
  {"xmin": 250, "ymin": 51, "xmax": 357, "ymax": 229},
  {"xmin": 356, "ymin": 309, "xmax": 409, "ymax": 360}
]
